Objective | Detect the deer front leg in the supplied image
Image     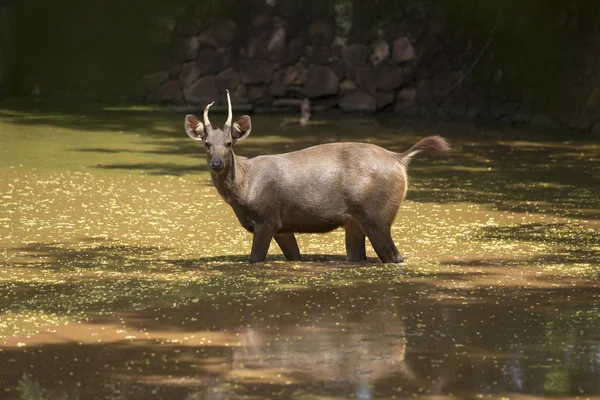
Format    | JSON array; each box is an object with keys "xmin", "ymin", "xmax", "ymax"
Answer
[
  {"xmin": 249, "ymin": 225, "xmax": 275, "ymax": 263},
  {"xmin": 275, "ymin": 233, "xmax": 302, "ymax": 261}
]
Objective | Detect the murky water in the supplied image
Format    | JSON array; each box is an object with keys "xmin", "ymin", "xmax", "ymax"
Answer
[{"xmin": 1, "ymin": 107, "xmax": 599, "ymax": 399}]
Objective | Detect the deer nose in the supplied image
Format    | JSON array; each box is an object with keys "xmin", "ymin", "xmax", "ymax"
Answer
[{"xmin": 210, "ymin": 160, "xmax": 224, "ymax": 171}]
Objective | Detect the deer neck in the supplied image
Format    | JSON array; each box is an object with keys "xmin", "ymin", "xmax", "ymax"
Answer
[{"xmin": 211, "ymin": 151, "xmax": 247, "ymax": 204}]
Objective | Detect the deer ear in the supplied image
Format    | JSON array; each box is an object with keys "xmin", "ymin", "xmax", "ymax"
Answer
[
  {"xmin": 185, "ymin": 114, "xmax": 205, "ymax": 141},
  {"xmin": 232, "ymin": 115, "xmax": 252, "ymax": 142}
]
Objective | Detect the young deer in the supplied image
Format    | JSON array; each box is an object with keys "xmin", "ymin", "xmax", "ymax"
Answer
[{"xmin": 184, "ymin": 91, "xmax": 449, "ymax": 264}]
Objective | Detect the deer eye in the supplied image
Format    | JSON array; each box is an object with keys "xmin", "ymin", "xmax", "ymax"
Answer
[
  {"xmin": 204, "ymin": 142, "xmax": 211, "ymax": 149},
  {"xmin": 225, "ymin": 142, "xmax": 232, "ymax": 148}
]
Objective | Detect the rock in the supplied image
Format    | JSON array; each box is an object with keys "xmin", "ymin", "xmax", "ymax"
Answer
[
  {"xmin": 340, "ymin": 80, "xmax": 357, "ymax": 92},
  {"xmin": 247, "ymin": 85, "xmax": 271, "ymax": 103},
  {"xmin": 280, "ymin": 64, "xmax": 307, "ymax": 86},
  {"xmin": 376, "ymin": 65, "xmax": 404, "ymax": 91},
  {"xmin": 176, "ymin": 17, "xmax": 201, "ymax": 37},
  {"xmin": 512, "ymin": 106, "xmax": 533, "ymax": 125},
  {"xmin": 252, "ymin": 8, "xmax": 273, "ymax": 29},
  {"xmin": 369, "ymin": 39, "xmax": 390, "ymax": 66},
  {"xmin": 270, "ymin": 70, "xmax": 288, "ymax": 97},
  {"xmin": 348, "ymin": 26, "xmax": 370, "ymax": 45},
  {"xmin": 197, "ymin": 30, "xmax": 219, "ymax": 48},
  {"xmin": 308, "ymin": 45, "xmax": 331, "ymax": 64},
  {"xmin": 176, "ymin": 36, "xmax": 199, "ymax": 62},
  {"xmin": 307, "ymin": 19, "xmax": 334, "ymax": 45},
  {"xmin": 343, "ymin": 44, "xmax": 368, "ymax": 67},
  {"xmin": 415, "ymin": 79, "xmax": 433, "ymax": 105},
  {"xmin": 183, "ymin": 75, "xmax": 220, "ymax": 105},
  {"xmin": 147, "ymin": 80, "xmax": 182, "ymax": 104},
  {"xmin": 304, "ymin": 66, "xmax": 339, "ymax": 98},
  {"xmin": 240, "ymin": 60, "xmax": 275, "ymax": 84},
  {"xmin": 212, "ymin": 48, "xmax": 232, "ymax": 73},
  {"xmin": 213, "ymin": 19, "xmax": 236, "ymax": 47},
  {"xmin": 266, "ymin": 20, "xmax": 286, "ymax": 62},
  {"xmin": 179, "ymin": 62, "xmax": 203, "ymax": 88},
  {"xmin": 392, "ymin": 37, "xmax": 416, "ymax": 64},
  {"xmin": 591, "ymin": 119, "xmax": 600, "ymax": 135},
  {"xmin": 283, "ymin": 37, "xmax": 304, "ymax": 65},
  {"xmin": 197, "ymin": 47, "xmax": 217, "ymax": 75},
  {"xmin": 216, "ymin": 68, "xmax": 241, "ymax": 92},
  {"xmin": 377, "ymin": 91, "xmax": 395, "ymax": 109},
  {"xmin": 246, "ymin": 31, "xmax": 268, "ymax": 60},
  {"xmin": 530, "ymin": 113, "xmax": 556, "ymax": 128},
  {"xmin": 355, "ymin": 67, "xmax": 377, "ymax": 96},
  {"xmin": 394, "ymin": 87, "xmax": 417, "ymax": 113},
  {"xmin": 329, "ymin": 59, "xmax": 347, "ymax": 80},
  {"xmin": 247, "ymin": 25, "xmax": 286, "ymax": 62},
  {"xmin": 142, "ymin": 71, "xmax": 169, "ymax": 92},
  {"xmin": 169, "ymin": 62, "xmax": 182, "ymax": 79},
  {"xmin": 339, "ymin": 91, "xmax": 377, "ymax": 113}
]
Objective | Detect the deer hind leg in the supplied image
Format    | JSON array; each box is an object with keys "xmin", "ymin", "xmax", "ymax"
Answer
[
  {"xmin": 275, "ymin": 233, "xmax": 302, "ymax": 261},
  {"xmin": 345, "ymin": 219, "xmax": 367, "ymax": 262},
  {"xmin": 355, "ymin": 207, "xmax": 404, "ymax": 264}
]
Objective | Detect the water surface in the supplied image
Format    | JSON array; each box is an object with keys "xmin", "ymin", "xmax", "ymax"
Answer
[{"xmin": 1, "ymin": 108, "xmax": 599, "ymax": 399}]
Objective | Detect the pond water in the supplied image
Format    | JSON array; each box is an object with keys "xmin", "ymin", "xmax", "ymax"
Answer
[{"xmin": 1, "ymin": 107, "xmax": 599, "ymax": 399}]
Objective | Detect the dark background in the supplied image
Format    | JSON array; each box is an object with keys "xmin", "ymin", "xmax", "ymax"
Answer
[{"xmin": 1, "ymin": 0, "xmax": 599, "ymax": 132}]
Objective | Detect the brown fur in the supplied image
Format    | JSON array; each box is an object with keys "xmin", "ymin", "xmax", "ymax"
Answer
[{"xmin": 185, "ymin": 107, "xmax": 449, "ymax": 264}]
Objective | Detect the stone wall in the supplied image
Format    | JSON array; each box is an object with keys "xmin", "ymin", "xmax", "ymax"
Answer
[
  {"xmin": 5, "ymin": 0, "xmax": 600, "ymax": 132},
  {"xmin": 140, "ymin": 0, "xmax": 600, "ymax": 132}
]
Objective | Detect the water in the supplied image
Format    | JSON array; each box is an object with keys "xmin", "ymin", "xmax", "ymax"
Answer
[{"xmin": 1, "ymin": 107, "xmax": 599, "ymax": 399}]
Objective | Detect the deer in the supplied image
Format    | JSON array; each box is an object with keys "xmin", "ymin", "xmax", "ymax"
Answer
[{"xmin": 184, "ymin": 90, "xmax": 449, "ymax": 264}]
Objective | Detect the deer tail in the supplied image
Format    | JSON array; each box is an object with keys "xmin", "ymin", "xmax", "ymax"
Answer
[{"xmin": 396, "ymin": 135, "xmax": 450, "ymax": 165}]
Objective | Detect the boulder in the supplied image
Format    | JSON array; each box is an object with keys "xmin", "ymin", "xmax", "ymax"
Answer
[
  {"xmin": 329, "ymin": 59, "xmax": 347, "ymax": 79},
  {"xmin": 339, "ymin": 91, "xmax": 377, "ymax": 113},
  {"xmin": 216, "ymin": 68, "xmax": 241, "ymax": 92},
  {"xmin": 377, "ymin": 91, "xmax": 395, "ymax": 109},
  {"xmin": 283, "ymin": 37, "xmax": 305, "ymax": 65},
  {"xmin": 340, "ymin": 80, "xmax": 357, "ymax": 92},
  {"xmin": 266, "ymin": 20, "xmax": 286, "ymax": 62},
  {"xmin": 308, "ymin": 45, "xmax": 331, "ymax": 64},
  {"xmin": 179, "ymin": 62, "xmax": 203, "ymax": 89},
  {"xmin": 376, "ymin": 65, "xmax": 404, "ymax": 91},
  {"xmin": 394, "ymin": 87, "xmax": 417, "ymax": 113},
  {"xmin": 176, "ymin": 36, "xmax": 199, "ymax": 62},
  {"xmin": 304, "ymin": 66, "xmax": 339, "ymax": 98},
  {"xmin": 530, "ymin": 113, "xmax": 556, "ymax": 128},
  {"xmin": 197, "ymin": 47, "xmax": 218, "ymax": 75},
  {"xmin": 344, "ymin": 43, "xmax": 368, "ymax": 67},
  {"xmin": 183, "ymin": 75, "xmax": 220, "ymax": 105},
  {"xmin": 415, "ymin": 79, "xmax": 433, "ymax": 105},
  {"xmin": 369, "ymin": 39, "xmax": 390, "ymax": 66},
  {"xmin": 213, "ymin": 19, "xmax": 236, "ymax": 47},
  {"xmin": 307, "ymin": 19, "xmax": 334, "ymax": 45},
  {"xmin": 142, "ymin": 71, "xmax": 169, "ymax": 92},
  {"xmin": 355, "ymin": 67, "xmax": 377, "ymax": 96},
  {"xmin": 392, "ymin": 37, "xmax": 416, "ymax": 64},
  {"xmin": 281, "ymin": 64, "xmax": 307, "ymax": 86},
  {"xmin": 147, "ymin": 80, "xmax": 182, "ymax": 104},
  {"xmin": 252, "ymin": 8, "xmax": 273, "ymax": 28},
  {"xmin": 247, "ymin": 85, "xmax": 271, "ymax": 103},
  {"xmin": 269, "ymin": 70, "xmax": 288, "ymax": 97},
  {"xmin": 240, "ymin": 60, "xmax": 275, "ymax": 84},
  {"xmin": 212, "ymin": 47, "xmax": 232, "ymax": 73}
]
